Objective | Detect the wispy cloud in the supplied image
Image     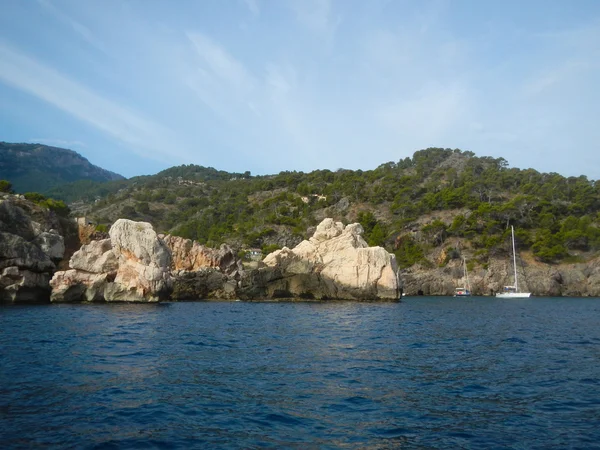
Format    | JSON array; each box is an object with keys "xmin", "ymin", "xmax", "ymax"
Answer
[
  {"xmin": 1, "ymin": 0, "xmax": 599, "ymax": 179},
  {"xmin": 185, "ymin": 31, "xmax": 258, "ymax": 123},
  {"xmin": 187, "ymin": 32, "xmax": 254, "ymax": 92},
  {"xmin": 288, "ymin": 0, "xmax": 340, "ymax": 48},
  {"xmin": 36, "ymin": 0, "xmax": 107, "ymax": 54},
  {"xmin": 0, "ymin": 40, "xmax": 185, "ymax": 163},
  {"xmin": 241, "ymin": 0, "xmax": 260, "ymax": 17}
]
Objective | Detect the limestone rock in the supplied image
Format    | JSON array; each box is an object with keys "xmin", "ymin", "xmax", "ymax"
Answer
[
  {"xmin": 162, "ymin": 235, "xmax": 241, "ymax": 276},
  {"xmin": 50, "ymin": 239, "xmax": 119, "ymax": 302},
  {"xmin": 50, "ymin": 269, "xmax": 111, "ymax": 303},
  {"xmin": 0, "ymin": 195, "xmax": 75, "ymax": 303},
  {"xmin": 108, "ymin": 219, "xmax": 171, "ymax": 301},
  {"xmin": 171, "ymin": 269, "xmax": 237, "ymax": 300},
  {"xmin": 50, "ymin": 220, "xmax": 172, "ymax": 302},
  {"xmin": 240, "ymin": 218, "xmax": 400, "ymax": 300},
  {"xmin": 33, "ymin": 230, "xmax": 65, "ymax": 261},
  {"xmin": 70, "ymin": 239, "xmax": 118, "ymax": 274},
  {"xmin": 50, "ymin": 238, "xmax": 121, "ymax": 302},
  {"xmin": 50, "ymin": 218, "xmax": 244, "ymax": 302},
  {"xmin": 110, "ymin": 219, "xmax": 170, "ymax": 268},
  {"xmin": 0, "ymin": 266, "xmax": 51, "ymax": 303},
  {"xmin": 0, "ymin": 199, "xmax": 37, "ymax": 239},
  {"xmin": 0, "ymin": 232, "xmax": 55, "ymax": 273}
]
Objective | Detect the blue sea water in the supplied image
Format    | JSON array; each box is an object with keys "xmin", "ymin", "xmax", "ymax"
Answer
[{"xmin": 1, "ymin": 297, "xmax": 600, "ymax": 449}]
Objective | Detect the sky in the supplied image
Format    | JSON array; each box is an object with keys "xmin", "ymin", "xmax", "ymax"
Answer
[{"xmin": 0, "ymin": 0, "xmax": 599, "ymax": 179}]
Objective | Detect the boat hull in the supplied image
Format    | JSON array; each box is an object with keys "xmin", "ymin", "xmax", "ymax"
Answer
[{"xmin": 495, "ymin": 292, "xmax": 531, "ymax": 298}]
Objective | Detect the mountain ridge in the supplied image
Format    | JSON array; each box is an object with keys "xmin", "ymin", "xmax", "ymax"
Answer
[{"xmin": 0, "ymin": 142, "xmax": 125, "ymax": 194}]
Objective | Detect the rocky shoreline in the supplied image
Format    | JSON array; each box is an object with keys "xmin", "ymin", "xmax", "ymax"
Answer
[
  {"xmin": 49, "ymin": 217, "xmax": 400, "ymax": 303},
  {"xmin": 1, "ymin": 193, "xmax": 401, "ymax": 302},
  {"xmin": 2, "ymin": 192, "xmax": 600, "ymax": 303}
]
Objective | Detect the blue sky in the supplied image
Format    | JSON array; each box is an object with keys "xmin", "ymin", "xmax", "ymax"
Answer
[{"xmin": 1, "ymin": 0, "xmax": 599, "ymax": 179}]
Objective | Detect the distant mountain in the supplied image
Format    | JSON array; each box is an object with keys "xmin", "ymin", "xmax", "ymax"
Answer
[{"xmin": 0, "ymin": 142, "xmax": 125, "ymax": 194}]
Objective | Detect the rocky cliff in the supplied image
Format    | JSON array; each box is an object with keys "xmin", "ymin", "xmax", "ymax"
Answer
[
  {"xmin": 7, "ymin": 207, "xmax": 600, "ymax": 302},
  {"xmin": 0, "ymin": 193, "xmax": 68, "ymax": 302},
  {"xmin": 51, "ymin": 219, "xmax": 172, "ymax": 302},
  {"xmin": 50, "ymin": 219, "xmax": 241, "ymax": 302},
  {"xmin": 162, "ymin": 234, "xmax": 241, "ymax": 300},
  {"xmin": 49, "ymin": 218, "xmax": 402, "ymax": 302},
  {"xmin": 401, "ymin": 254, "xmax": 600, "ymax": 297}
]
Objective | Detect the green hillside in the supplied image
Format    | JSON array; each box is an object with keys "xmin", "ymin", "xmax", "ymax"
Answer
[{"xmin": 62, "ymin": 147, "xmax": 600, "ymax": 268}]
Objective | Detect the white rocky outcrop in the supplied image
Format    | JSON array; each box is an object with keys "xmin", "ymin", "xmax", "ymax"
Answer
[
  {"xmin": 69, "ymin": 239, "xmax": 118, "ymax": 274},
  {"xmin": 50, "ymin": 219, "xmax": 243, "ymax": 302},
  {"xmin": 241, "ymin": 218, "xmax": 400, "ymax": 300},
  {"xmin": 50, "ymin": 218, "xmax": 400, "ymax": 302},
  {"xmin": 107, "ymin": 220, "xmax": 171, "ymax": 300},
  {"xmin": 110, "ymin": 220, "xmax": 171, "ymax": 269},
  {"xmin": 51, "ymin": 220, "xmax": 172, "ymax": 302}
]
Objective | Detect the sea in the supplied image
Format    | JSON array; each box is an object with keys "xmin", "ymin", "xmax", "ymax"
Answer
[{"xmin": 1, "ymin": 297, "xmax": 599, "ymax": 449}]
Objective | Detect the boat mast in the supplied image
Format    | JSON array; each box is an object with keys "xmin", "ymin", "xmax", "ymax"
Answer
[
  {"xmin": 463, "ymin": 257, "xmax": 470, "ymax": 291},
  {"xmin": 511, "ymin": 225, "xmax": 518, "ymax": 291}
]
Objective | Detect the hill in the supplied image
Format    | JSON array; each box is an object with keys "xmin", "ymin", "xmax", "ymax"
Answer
[
  {"xmin": 58, "ymin": 147, "xmax": 600, "ymax": 271},
  {"xmin": 0, "ymin": 142, "xmax": 125, "ymax": 194}
]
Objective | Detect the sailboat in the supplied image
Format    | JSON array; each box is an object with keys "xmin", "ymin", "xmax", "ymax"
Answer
[
  {"xmin": 496, "ymin": 226, "xmax": 531, "ymax": 298},
  {"xmin": 454, "ymin": 257, "xmax": 471, "ymax": 297}
]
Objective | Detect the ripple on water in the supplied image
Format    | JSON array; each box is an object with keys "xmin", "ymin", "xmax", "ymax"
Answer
[{"xmin": 1, "ymin": 298, "xmax": 600, "ymax": 449}]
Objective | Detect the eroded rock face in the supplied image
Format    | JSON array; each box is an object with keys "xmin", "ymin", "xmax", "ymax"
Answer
[
  {"xmin": 0, "ymin": 196, "xmax": 66, "ymax": 303},
  {"xmin": 50, "ymin": 238, "xmax": 117, "ymax": 302},
  {"xmin": 171, "ymin": 269, "xmax": 238, "ymax": 300},
  {"xmin": 50, "ymin": 220, "xmax": 244, "ymax": 302},
  {"xmin": 69, "ymin": 239, "xmax": 118, "ymax": 274},
  {"xmin": 0, "ymin": 232, "xmax": 55, "ymax": 273},
  {"xmin": 110, "ymin": 220, "xmax": 171, "ymax": 269},
  {"xmin": 108, "ymin": 219, "xmax": 171, "ymax": 301},
  {"xmin": 0, "ymin": 265, "xmax": 51, "ymax": 303},
  {"xmin": 239, "ymin": 218, "xmax": 400, "ymax": 301},
  {"xmin": 34, "ymin": 231, "xmax": 66, "ymax": 261},
  {"xmin": 400, "ymin": 255, "xmax": 600, "ymax": 297},
  {"xmin": 51, "ymin": 220, "xmax": 172, "ymax": 302},
  {"xmin": 50, "ymin": 270, "xmax": 111, "ymax": 303},
  {"xmin": 162, "ymin": 235, "xmax": 241, "ymax": 276}
]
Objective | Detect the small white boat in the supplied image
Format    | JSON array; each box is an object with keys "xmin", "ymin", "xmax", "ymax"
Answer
[
  {"xmin": 454, "ymin": 257, "xmax": 471, "ymax": 297},
  {"xmin": 496, "ymin": 226, "xmax": 531, "ymax": 298}
]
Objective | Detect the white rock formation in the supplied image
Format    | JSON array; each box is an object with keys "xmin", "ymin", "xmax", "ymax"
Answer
[
  {"xmin": 107, "ymin": 219, "xmax": 171, "ymax": 301},
  {"xmin": 69, "ymin": 239, "xmax": 117, "ymax": 273},
  {"xmin": 51, "ymin": 220, "xmax": 172, "ymax": 302},
  {"xmin": 253, "ymin": 218, "xmax": 400, "ymax": 300}
]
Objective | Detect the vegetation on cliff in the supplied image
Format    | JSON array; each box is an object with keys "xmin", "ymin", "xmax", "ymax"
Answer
[
  {"xmin": 36, "ymin": 148, "xmax": 598, "ymax": 270},
  {"xmin": 4, "ymin": 145, "xmax": 600, "ymax": 270}
]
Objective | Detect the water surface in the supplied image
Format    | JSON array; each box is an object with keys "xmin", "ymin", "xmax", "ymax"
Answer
[{"xmin": 1, "ymin": 297, "xmax": 599, "ymax": 449}]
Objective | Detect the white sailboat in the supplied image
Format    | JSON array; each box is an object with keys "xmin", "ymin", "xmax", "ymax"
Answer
[
  {"xmin": 454, "ymin": 257, "xmax": 471, "ymax": 297},
  {"xmin": 496, "ymin": 226, "xmax": 531, "ymax": 298}
]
